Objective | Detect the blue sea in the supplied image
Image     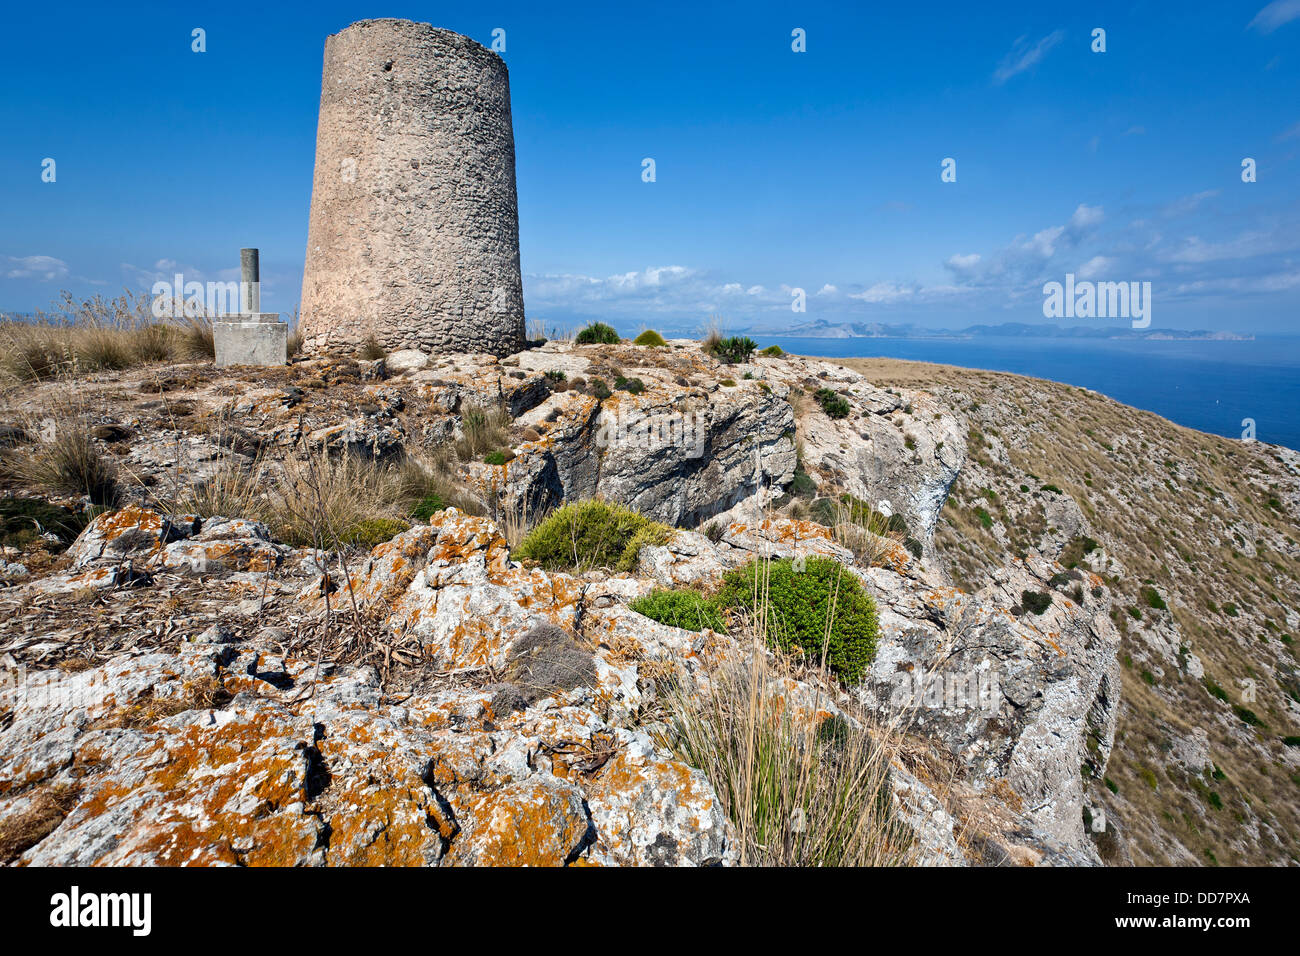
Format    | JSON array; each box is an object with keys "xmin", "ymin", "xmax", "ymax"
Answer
[{"xmin": 756, "ymin": 335, "xmax": 1300, "ymax": 451}]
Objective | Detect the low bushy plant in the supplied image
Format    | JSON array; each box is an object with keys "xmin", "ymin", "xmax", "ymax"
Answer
[
  {"xmin": 814, "ymin": 387, "xmax": 851, "ymax": 419},
  {"xmin": 513, "ymin": 499, "xmax": 672, "ymax": 572},
  {"xmin": 712, "ymin": 336, "xmax": 757, "ymax": 364},
  {"xmin": 759, "ymin": 344, "xmax": 784, "ymax": 357},
  {"xmin": 630, "ymin": 588, "xmax": 726, "ymax": 632},
  {"xmin": 718, "ymin": 556, "xmax": 879, "ymax": 682},
  {"xmin": 1021, "ymin": 590, "xmax": 1052, "ymax": 615},
  {"xmin": 1140, "ymin": 585, "xmax": 1168, "ymax": 610},
  {"xmin": 632, "ymin": 329, "xmax": 667, "ymax": 346},
  {"xmin": 340, "ymin": 517, "xmax": 410, "ymax": 548},
  {"xmin": 410, "ymin": 494, "xmax": 445, "ymax": 522},
  {"xmin": 575, "ymin": 322, "xmax": 620, "ymax": 345}
]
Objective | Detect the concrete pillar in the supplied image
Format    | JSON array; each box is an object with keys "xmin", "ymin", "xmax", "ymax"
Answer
[
  {"xmin": 215, "ymin": 247, "xmax": 287, "ymax": 367},
  {"xmin": 240, "ymin": 248, "xmax": 260, "ymax": 314}
]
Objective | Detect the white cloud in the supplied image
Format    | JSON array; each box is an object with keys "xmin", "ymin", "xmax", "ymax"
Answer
[
  {"xmin": 1076, "ymin": 256, "xmax": 1114, "ymax": 279},
  {"xmin": 1069, "ymin": 204, "xmax": 1105, "ymax": 230},
  {"xmin": 1023, "ymin": 225, "xmax": 1067, "ymax": 258},
  {"xmin": 1248, "ymin": 0, "xmax": 1300, "ymax": 33},
  {"xmin": 848, "ymin": 281, "xmax": 917, "ymax": 304},
  {"xmin": 993, "ymin": 30, "xmax": 1065, "ymax": 84},
  {"xmin": 816, "ymin": 284, "xmax": 838, "ymax": 295},
  {"xmin": 1160, "ymin": 232, "xmax": 1278, "ymax": 264},
  {"xmin": 945, "ymin": 253, "xmax": 981, "ymax": 271},
  {"xmin": 1160, "ymin": 190, "xmax": 1219, "ymax": 218},
  {"xmin": 5, "ymin": 255, "xmax": 69, "ymax": 281}
]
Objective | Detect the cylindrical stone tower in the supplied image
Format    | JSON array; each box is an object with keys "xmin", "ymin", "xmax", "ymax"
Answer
[{"xmin": 298, "ymin": 19, "xmax": 526, "ymax": 356}]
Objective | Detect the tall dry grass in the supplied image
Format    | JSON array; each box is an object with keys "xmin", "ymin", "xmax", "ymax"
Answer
[
  {"xmin": 3, "ymin": 420, "xmax": 120, "ymax": 507},
  {"xmin": 167, "ymin": 434, "xmax": 482, "ymax": 550},
  {"xmin": 662, "ymin": 642, "xmax": 909, "ymax": 866},
  {"xmin": 454, "ymin": 403, "xmax": 512, "ymax": 462},
  {"xmin": 656, "ymin": 471, "xmax": 919, "ymax": 865},
  {"xmin": 700, "ymin": 313, "xmax": 726, "ymax": 354},
  {"xmin": 0, "ymin": 400, "xmax": 122, "ymax": 507},
  {"xmin": 0, "ymin": 290, "xmax": 224, "ymax": 383}
]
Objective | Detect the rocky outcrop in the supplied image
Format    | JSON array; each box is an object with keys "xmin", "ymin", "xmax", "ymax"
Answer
[
  {"xmin": 1, "ymin": 501, "xmax": 1121, "ymax": 866},
  {"xmin": 859, "ymin": 555, "xmax": 1122, "ymax": 857},
  {"xmin": 0, "ymin": 339, "xmax": 1138, "ymax": 867}
]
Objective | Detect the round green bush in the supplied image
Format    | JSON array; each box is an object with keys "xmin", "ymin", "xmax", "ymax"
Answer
[
  {"xmin": 575, "ymin": 322, "xmax": 621, "ymax": 345},
  {"xmin": 630, "ymin": 588, "xmax": 726, "ymax": 632},
  {"xmin": 632, "ymin": 329, "xmax": 667, "ymax": 346},
  {"xmin": 513, "ymin": 499, "xmax": 671, "ymax": 571},
  {"xmin": 814, "ymin": 387, "xmax": 851, "ymax": 419},
  {"xmin": 718, "ymin": 556, "xmax": 878, "ymax": 682}
]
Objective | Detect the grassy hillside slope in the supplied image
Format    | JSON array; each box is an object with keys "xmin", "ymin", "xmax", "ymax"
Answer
[{"xmin": 837, "ymin": 357, "xmax": 1300, "ymax": 866}]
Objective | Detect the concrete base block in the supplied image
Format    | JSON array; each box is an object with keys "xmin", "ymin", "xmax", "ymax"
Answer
[{"xmin": 214, "ymin": 314, "xmax": 288, "ymax": 367}]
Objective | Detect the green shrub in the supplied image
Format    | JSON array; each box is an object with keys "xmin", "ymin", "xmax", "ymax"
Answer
[
  {"xmin": 544, "ymin": 369, "xmax": 566, "ymax": 382},
  {"xmin": 614, "ymin": 375, "xmax": 646, "ymax": 394},
  {"xmin": 789, "ymin": 470, "xmax": 817, "ymax": 498},
  {"xmin": 340, "ymin": 517, "xmax": 410, "ymax": 548},
  {"xmin": 1204, "ymin": 677, "xmax": 1230, "ymax": 702},
  {"xmin": 1233, "ymin": 705, "xmax": 1265, "ymax": 728},
  {"xmin": 719, "ymin": 379, "xmax": 737, "ymax": 387},
  {"xmin": 1021, "ymin": 590, "xmax": 1052, "ymax": 615},
  {"xmin": 1060, "ymin": 535, "xmax": 1100, "ymax": 568},
  {"xmin": 513, "ymin": 499, "xmax": 671, "ymax": 572},
  {"xmin": 717, "ymin": 557, "xmax": 878, "ymax": 682},
  {"xmin": 410, "ymin": 494, "xmax": 445, "ymax": 522},
  {"xmin": 1140, "ymin": 585, "xmax": 1168, "ymax": 610},
  {"xmin": 1040, "ymin": 483, "xmax": 1063, "ymax": 495},
  {"xmin": 483, "ymin": 450, "xmax": 509, "ymax": 466},
  {"xmin": 588, "ymin": 378, "xmax": 612, "ymax": 400},
  {"xmin": 575, "ymin": 322, "xmax": 620, "ymax": 345},
  {"xmin": 711, "ymin": 336, "xmax": 757, "ymax": 364},
  {"xmin": 974, "ymin": 506, "xmax": 993, "ymax": 530},
  {"xmin": 759, "ymin": 344, "xmax": 784, "ymax": 357},
  {"xmin": 632, "ymin": 329, "xmax": 667, "ymax": 346},
  {"xmin": 631, "ymin": 588, "xmax": 726, "ymax": 632},
  {"xmin": 813, "ymin": 387, "xmax": 851, "ymax": 419}
]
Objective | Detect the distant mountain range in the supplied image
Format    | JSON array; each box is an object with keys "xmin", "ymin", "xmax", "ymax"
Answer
[{"xmin": 735, "ymin": 319, "xmax": 1254, "ymax": 341}]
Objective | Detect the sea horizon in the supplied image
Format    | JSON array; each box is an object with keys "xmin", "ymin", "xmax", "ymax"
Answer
[{"xmin": 754, "ymin": 332, "xmax": 1300, "ymax": 452}]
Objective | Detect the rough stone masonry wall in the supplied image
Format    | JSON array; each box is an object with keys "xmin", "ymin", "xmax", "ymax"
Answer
[{"xmin": 298, "ymin": 19, "xmax": 526, "ymax": 357}]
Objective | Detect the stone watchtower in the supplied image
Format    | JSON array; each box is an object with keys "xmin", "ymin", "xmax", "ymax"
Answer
[{"xmin": 298, "ymin": 19, "xmax": 526, "ymax": 356}]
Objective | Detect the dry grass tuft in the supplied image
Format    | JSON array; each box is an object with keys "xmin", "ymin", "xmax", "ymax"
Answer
[
  {"xmin": 0, "ymin": 783, "xmax": 81, "ymax": 864},
  {"xmin": 453, "ymin": 403, "xmax": 512, "ymax": 462},
  {"xmin": 4, "ymin": 418, "xmax": 119, "ymax": 506},
  {"xmin": 661, "ymin": 644, "xmax": 909, "ymax": 866}
]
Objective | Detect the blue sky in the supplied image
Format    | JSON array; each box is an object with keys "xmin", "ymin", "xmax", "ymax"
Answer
[{"xmin": 1, "ymin": 0, "xmax": 1298, "ymax": 333}]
